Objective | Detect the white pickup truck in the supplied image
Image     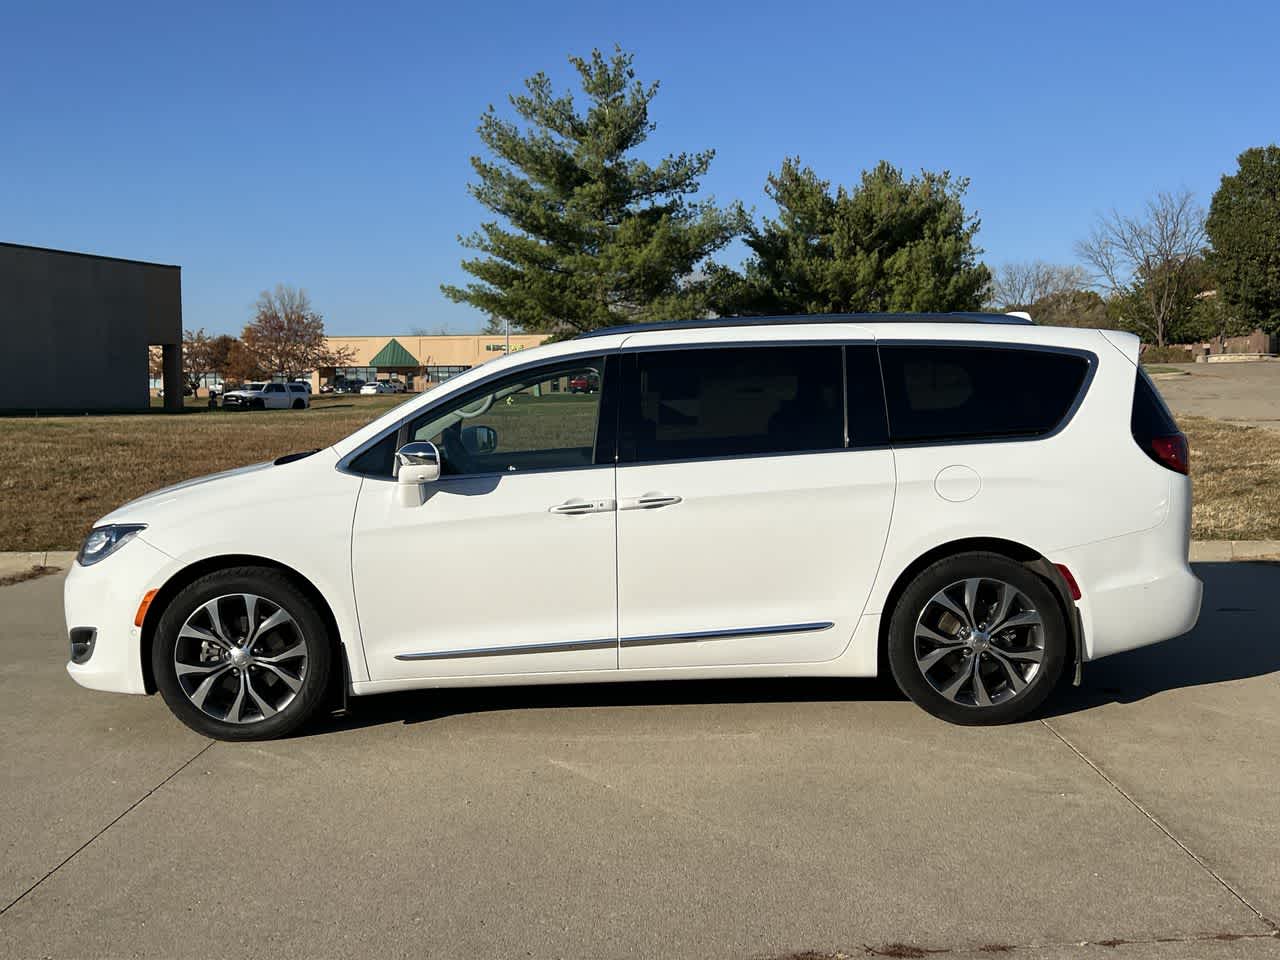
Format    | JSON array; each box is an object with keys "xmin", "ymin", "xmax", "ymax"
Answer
[{"xmin": 221, "ymin": 382, "xmax": 310, "ymax": 410}]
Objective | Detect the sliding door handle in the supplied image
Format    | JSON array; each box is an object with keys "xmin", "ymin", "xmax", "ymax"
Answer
[
  {"xmin": 619, "ymin": 493, "xmax": 683, "ymax": 511},
  {"xmin": 549, "ymin": 498, "xmax": 616, "ymax": 515}
]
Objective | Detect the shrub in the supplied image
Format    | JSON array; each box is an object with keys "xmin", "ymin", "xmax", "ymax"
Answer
[{"xmin": 1140, "ymin": 344, "xmax": 1195, "ymax": 363}]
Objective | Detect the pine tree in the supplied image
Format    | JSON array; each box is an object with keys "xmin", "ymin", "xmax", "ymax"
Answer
[
  {"xmin": 442, "ymin": 47, "xmax": 744, "ymax": 335},
  {"xmin": 1207, "ymin": 145, "xmax": 1280, "ymax": 334},
  {"xmin": 709, "ymin": 159, "xmax": 991, "ymax": 315}
]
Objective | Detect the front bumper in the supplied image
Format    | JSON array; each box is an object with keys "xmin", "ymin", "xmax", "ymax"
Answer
[{"xmin": 64, "ymin": 536, "xmax": 174, "ymax": 694}]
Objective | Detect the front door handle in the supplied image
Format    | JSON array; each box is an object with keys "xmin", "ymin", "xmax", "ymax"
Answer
[
  {"xmin": 549, "ymin": 498, "xmax": 616, "ymax": 515},
  {"xmin": 619, "ymin": 492, "xmax": 683, "ymax": 510}
]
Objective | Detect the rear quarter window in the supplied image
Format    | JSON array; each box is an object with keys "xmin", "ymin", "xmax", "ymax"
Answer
[{"xmin": 879, "ymin": 344, "xmax": 1090, "ymax": 443}]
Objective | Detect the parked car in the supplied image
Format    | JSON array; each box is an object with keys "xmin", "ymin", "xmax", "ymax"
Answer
[
  {"xmin": 361, "ymin": 381, "xmax": 393, "ymax": 395},
  {"xmin": 385, "ymin": 379, "xmax": 407, "ymax": 393},
  {"xmin": 65, "ymin": 313, "xmax": 1201, "ymax": 740},
  {"xmin": 221, "ymin": 382, "xmax": 310, "ymax": 410},
  {"xmin": 568, "ymin": 373, "xmax": 598, "ymax": 394},
  {"xmin": 333, "ymin": 379, "xmax": 365, "ymax": 395}
]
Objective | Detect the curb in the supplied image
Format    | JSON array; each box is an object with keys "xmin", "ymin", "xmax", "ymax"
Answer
[
  {"xmin": 1188, "ymin": 540, "xmax": 1280, "ymax": 561},
  {"xmin": 0, "ymin": 551, "xmax": 77, "ymax": 577}
]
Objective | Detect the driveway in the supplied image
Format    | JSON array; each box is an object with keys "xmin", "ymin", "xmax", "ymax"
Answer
[
  {"xmin": 1155, "ymin": 362, "xmax": 1280, "ymax": 431},
  {"xmin": 1, "ymin": 566, "xmax": 1278, "ymax": 960}
]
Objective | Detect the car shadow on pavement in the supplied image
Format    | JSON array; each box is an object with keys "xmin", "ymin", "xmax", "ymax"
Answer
[
  {"xmin": 314, "ymin": 560, "xmax": 1278, "ymax": 736},
  {"xmin": 316, "ymin": 675, "xmax": 905, "ymax": 735},
  {"xmin": 1044, "ymin": 560, "xmax": 1280, "ymax": 717}
]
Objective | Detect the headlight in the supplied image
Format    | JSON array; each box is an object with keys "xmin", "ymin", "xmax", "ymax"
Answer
[{"xmin": 77, "ymin": 524, "xmax": 147, "ymax": 566}]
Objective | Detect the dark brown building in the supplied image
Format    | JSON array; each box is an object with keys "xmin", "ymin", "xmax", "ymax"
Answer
[{"xmin": 0, "ymin": 242, "xmax": 183, "ymax": 412}]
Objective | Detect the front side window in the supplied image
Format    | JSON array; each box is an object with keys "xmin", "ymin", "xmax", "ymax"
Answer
[
  {"xmin": 266, "ymin": 383, "xmax": 285, "ymax": 394},
  {"xmin": 879, "ymin": 344, "xmax": 1090, "ymax": 443},
  {"xmin": 618, "ymin": 346, "xmax": 845, "ymax": 463},
  {"xmin": 403, "ymin": 357, "xmax": 608, "ymax": 477}
]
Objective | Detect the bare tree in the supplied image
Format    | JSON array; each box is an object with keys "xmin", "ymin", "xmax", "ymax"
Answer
[
  {"xmin": 241, "ymin": 285, "xmax": 355, "ymax": 380},
  {"xmin": 1076, "ymin": 191, "xmax": 1207, "ymax": 346},
  {"xmin": 989, "ymin": 261, "xmax": 1090, "ymax": 310}
]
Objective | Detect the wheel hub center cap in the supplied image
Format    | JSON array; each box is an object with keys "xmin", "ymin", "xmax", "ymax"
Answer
[
  {"xmin": 229, "ymin": 648, "xmax": 250, "ymax": 667},
  {"xmin": 972, "ymin": 632, "xmax": 991, "ymax": 651}
]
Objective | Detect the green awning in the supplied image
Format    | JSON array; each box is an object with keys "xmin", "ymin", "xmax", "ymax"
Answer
[{"xmin": 368, "ymin": 338, "xmax": 418, "ymax": 368}]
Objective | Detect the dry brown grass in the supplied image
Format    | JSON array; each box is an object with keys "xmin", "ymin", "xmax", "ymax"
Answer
[
  {"xmin": 1182, "ymin": 416, "xmax": 1280, "ymax": 541},
  {"xmin": 1, "ymin": 404, "xmax": 1276, "ymax": 551},
  {"xmin": 0, "ymin": 396, "xmax": 405, "ymax": 551}
]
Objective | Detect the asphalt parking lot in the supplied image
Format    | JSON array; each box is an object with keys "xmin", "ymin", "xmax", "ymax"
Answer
[{"xmin": 1, "ymin": 565, "xmax": 1278, "ymax": 960}]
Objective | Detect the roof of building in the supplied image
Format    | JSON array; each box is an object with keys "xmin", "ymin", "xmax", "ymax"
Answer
[
  {"xmin": 368, "ymin": 338, "xmax": 420, "ymax": 367},
  {"xmin": 0, "ymin": 241, "xmax": 180, "ymax": 269},
  {"xmin": 574, "ymin": 312, "xmax": 1033, "ymax": 339}
]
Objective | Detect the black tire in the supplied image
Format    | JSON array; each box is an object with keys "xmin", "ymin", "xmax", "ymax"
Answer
[
  {"xmin": 250, "ymin": 398, "xmax": 265, "ymax": 410},
  {"xmin": 292, "ymin": 398, "xmax": 305, "ymax": 409},
  {"xmin": 886, "ymin": 552, "xmax": 1067, "ymax": 725},
  {"xmin": 152, "ymin": 567, "xmax": 333, "ymax": 741}
]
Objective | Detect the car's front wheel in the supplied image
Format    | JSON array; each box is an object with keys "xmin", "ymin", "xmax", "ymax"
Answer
[
  {"xmin": 152, "ymin": 567, "xmax": 333, "ymax": 740},
  {"xmin": 887, "ymin": 552, "xmax": 1068, "ymax": 725}
]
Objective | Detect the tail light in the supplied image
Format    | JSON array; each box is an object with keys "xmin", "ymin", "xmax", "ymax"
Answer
[
  {"xmin": 1149, "ymin": 434, "xmax": 1189, "ymax": 475},
  {"xmin": 1131, "ymin": 370, "xmax": 1189, "ymax": 475}
]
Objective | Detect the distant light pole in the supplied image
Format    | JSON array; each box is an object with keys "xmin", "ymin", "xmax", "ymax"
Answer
[{"xmin": 504, "ymin": 315, "xmax": 510, "ymax": 354}]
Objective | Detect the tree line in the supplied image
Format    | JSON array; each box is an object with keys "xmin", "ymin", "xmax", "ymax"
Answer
[
  {"xmin": 154, "ymin": 285, "xmax": 355, "ymax": 392},
  {"xmin": 444, "ymin": 46, "xmax": 1280, "ymax": 347}
]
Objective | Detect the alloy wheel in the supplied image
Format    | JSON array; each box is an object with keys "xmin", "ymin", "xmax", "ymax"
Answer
[
  {"xmin": 913, "ymin": 577, "xmax": 1045, "ymax": 708},
  {"xmin": 173, "ymin": 594, "xmax": 308, "ymax": 725}
]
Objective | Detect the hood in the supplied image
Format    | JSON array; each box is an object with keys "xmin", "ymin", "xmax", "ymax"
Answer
[
  {"xmin": 102, "ymin": 461, "xmax": 275, "ymax": 523},
  {"xmin": 96, "ymin": 448, "xmax": 333, "ymax": 528},
  {"xmin": 223, "ymin": 388, "xmax": 261, "ymax": 397}
]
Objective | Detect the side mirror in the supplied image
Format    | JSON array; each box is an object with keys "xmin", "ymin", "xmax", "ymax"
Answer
[
  {"xmin": 395, "ymin": 441, "xmax": 441, "ymax": 483},
  {"xmin": 395, "ymin": 441, "xmax": 441, "ymax": 507},
  {"xmin": 460, "ymin": 424, "xmax": 497, "ymax": 455}
]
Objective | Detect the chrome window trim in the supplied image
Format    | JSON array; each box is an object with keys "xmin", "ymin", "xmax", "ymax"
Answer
[
  {"xmin": 616, "ymin": 446, "xmax": 890, "ymax": 471},
  {"xmin": 341, "ymin": 337, "xmax": 1098, "ymax": 475},
  {"xmin": 336, "ymin": 348, "xmax": 615, "ymax": 479}
]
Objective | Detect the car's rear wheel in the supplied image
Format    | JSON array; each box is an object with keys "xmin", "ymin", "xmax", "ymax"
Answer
[
  {"xmin": 291, "ymin": 398, "xmax": 305, "ymax": 409},
  {"xmin": 152, "ymin": 567, "xmax": 332, "ymax": 741},
  {"xmin": 887, "ymin": 552, "xmax": 1067, "ymax": 725}
]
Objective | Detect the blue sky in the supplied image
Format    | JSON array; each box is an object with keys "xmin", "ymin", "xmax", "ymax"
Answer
[{"xmin": 3, "ymin": 0, "xmax": 1277, "ymax": 335}]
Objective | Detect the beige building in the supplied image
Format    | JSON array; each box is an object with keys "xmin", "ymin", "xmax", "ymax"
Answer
[{"xmin": 314, "ymin": 333, "xmax": 548, "ymax": 392}]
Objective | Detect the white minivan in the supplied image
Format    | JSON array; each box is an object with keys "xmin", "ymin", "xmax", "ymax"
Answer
[{"xmin": 65, "ymin": 314, "xmax": 1202, "ymax": 739}]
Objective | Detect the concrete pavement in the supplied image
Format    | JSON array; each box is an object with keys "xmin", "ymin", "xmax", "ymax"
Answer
[
  {"xmin": 1156, "ymin": 362, "xmax": 1280, "ymax": 431},
  {"xmin": 1, "ymin": 565, "xmax": 1278, "ymax": 959}
]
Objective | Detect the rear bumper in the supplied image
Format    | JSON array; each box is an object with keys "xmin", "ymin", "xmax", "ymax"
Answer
[{"xmin": 1055, "ymin": 479, "xmax": 1201, "ymax": 660}]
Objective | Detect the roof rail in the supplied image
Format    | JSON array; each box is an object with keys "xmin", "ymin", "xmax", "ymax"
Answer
[{"xmin": 573, "ymin": 311, "xmax": 1033, "ymax": 339}]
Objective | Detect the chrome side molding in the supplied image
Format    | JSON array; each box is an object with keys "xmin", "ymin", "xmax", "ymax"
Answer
[
  {"xmin": 393, "ymin": 621, "xmax": 834, "ymax": 661},
  {"xmin": 395, "ymin": 636, "xmax": 616, "ymax": 661},
  {"xmin": 619, "ymin": 621, "xmax": 834, "ymax": 648}
]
